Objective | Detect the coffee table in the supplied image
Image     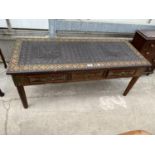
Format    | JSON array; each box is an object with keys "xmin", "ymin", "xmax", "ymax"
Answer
[{"xmin": 7, "ymin": 38, "xmax": 151, "ymax": 109}]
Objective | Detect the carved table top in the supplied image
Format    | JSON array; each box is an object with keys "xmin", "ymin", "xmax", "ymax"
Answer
[{"xmin": 7, "ymin": 38, "xmax": 151, "ymax": 74}]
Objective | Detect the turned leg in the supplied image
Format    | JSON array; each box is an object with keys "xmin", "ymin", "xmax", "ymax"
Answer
[
  {"xmin": 0, "ymin": 89, "xmax": 4, "ymax": 97},
  {"xmin": 123, "ymin": 77, "xmax": 139, "ymax": 96},
  {"xmin": 16, "ymin": 86, "xmax": 28, "ymax": 109},
  {"xmin": 0, "ymin": 49, "xmax": 7, "ymax": 68}
]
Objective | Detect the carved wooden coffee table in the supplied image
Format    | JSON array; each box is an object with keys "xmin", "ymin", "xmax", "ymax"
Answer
[{"xmin": 7, "ymin": 38, "xmax": 151, "ymax": 109}]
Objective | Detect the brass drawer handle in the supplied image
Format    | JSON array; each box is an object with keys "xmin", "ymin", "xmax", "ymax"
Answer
[
  {"xmin": 30, "ymin": 79, "xmax": 45, "ymax": 83},
  {"xmin": 118, "ymin": 72, "xmax": 128, "ymax": 76},
  {"xmin": 111, "ymin": 72, "xmax": 129, "ymax": 76},
  {"xmin": 121, "ymin": 72, "xmax": 127, "ymax": 75},
  {"xmin": 146, "ymin": 52, "xmax": 150, "ymax": 55},
  {"xmin": 151, "ymin": 44, "xmax": 155, "ymax": 48}
]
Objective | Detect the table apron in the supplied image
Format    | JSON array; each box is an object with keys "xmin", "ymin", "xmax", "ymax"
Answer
[{"xmin": 12, "ymin": 68, "xmax": 147, "ymax": 86}]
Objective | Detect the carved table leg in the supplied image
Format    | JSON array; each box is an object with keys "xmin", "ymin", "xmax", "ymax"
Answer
[
  {"xmin": 0, "ymin": 48, "xmax": 7, "ymax": 68},
  {"xmin": 123, "ymin": 77, "xmax": 139, "ymax": 96},
  {"xmin": 16, "ymin": 86, "xmax": 28, "ymax": 109},
  {"xmin": 0, "ymin": 89, "xmax": 5, "ymax": 97}
]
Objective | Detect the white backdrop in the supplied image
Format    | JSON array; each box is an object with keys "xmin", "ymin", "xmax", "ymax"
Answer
[
  {"xmin": 0, "ymin": 19, "xmax": 48, "ymax": 29},
  {"xmin": 0, "ymin": 19, "xmax": 7, "ymax": 27}
]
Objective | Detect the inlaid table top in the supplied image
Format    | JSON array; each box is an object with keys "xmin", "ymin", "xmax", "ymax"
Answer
[{"xmin": 7, "ymin": 38, "xmax": 151, "ymax": 74}]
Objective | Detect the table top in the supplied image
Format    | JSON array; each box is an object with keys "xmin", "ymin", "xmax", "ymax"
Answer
[
  {"xmin": 138, "ymin": 30, "xmax": 155, "ymax": 39},
  {"xmin": 7, "ymin": 38, "xmax": 151, "ymax": 74}
]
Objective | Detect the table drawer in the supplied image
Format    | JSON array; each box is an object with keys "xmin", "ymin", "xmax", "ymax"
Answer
[
  {"xmin": 107, "ymin": 69, "xmax": 136, "ymax": 78},
  {"xmin": 142, "ymin": 50, "xmax": 155, "ymax": 58},
  {"xmin": 141, "ymin": 42, "xmax": 155, "ymax": 54},
  {"xmin": 72, "ymin": 70, "xmax": 105, "ymax": 81},
  {"xmin": 28, "ymin": 73, "xmax": 67, "ymax": 84},
  {"xmin": 147, "ymin": 42, "xmax": 155, "ymax": 51}
]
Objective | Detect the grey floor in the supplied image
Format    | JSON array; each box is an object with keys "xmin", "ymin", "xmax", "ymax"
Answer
[{"xmin": 0, "ymin": 64, "xmax": 155, "ymax": 135}]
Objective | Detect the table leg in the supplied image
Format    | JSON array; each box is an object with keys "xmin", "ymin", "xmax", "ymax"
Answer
[
  {"xmin": 0, "ymin": 89, "xmax": 4, "ymax": 97},
  {"xmin": 123, "ymin": 77, "xmax": 139, "ymax": 96},
  {"xmin": 16, "ymin": 86, "xmax": 28, "ymax": 109},
  {"xmin": 0, "ymin": 49, "xmax": 7, "ymax": 68}
]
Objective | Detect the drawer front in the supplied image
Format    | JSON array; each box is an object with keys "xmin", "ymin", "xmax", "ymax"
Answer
[
  {"xmin": 143, "ymin": 51, "xmax": 155, "ymax": 63},
  {"xmin": 28, "ymin": 73, "xmax": 67, "ymax": 84},
  {"xmin": 140, "ymin": 42, "xmax": 155, "ymax": 64},
  {"xmin": 143, "ymin": 52, "xmax": 155, "ymax": 62},
  {"xmin": 142, "ymin": 42, "xmax": 155, "ymax": 55},
  {"xmin": 147, "ymin": 42, "xmax": 155, "ymax": 52},
  {"xmin": 107, "ymin": 69, "xmax": 136, "ymax": 78},
  {"xmin": 72, "ymin": 70, "xmax": 105, "ymax": 81}
]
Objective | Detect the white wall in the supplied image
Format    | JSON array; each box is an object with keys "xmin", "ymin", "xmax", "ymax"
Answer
[
  {"xmin": 0, "ymin": 19, "xmax": 7, "ymax": 27},
  {"xmin": 0, "ymin": 19, "xmax": 49, "ymax": 29},
  {"xmin": 10, "ymin": 19, "xmax": 48, "ymax": 29}
]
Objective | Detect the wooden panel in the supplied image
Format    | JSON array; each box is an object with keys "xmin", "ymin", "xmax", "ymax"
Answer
[
  {"xmin": 28, "ymin": 73, "xmax": 67, "ymax": 84},
  {"xmin": 13, "ymin": 73, "xmax": 68, "ymax": 86},
  {"xmin": 71, "ymin": 70, "xmax": 106, "ymax": 81}
]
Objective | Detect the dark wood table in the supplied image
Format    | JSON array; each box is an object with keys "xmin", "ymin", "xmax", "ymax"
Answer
[{"xmin": 7, "ymin": 38, "xmax": 151, "ymax": 109}]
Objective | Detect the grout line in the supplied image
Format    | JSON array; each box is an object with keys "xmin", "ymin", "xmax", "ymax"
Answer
[
  {"xmin": 0, "ymin": 95, "xmax": 48, "ymax": 103},
  {"xmin": 1, "ymin": 100, "xmax": 10, "ymax": 135}
]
